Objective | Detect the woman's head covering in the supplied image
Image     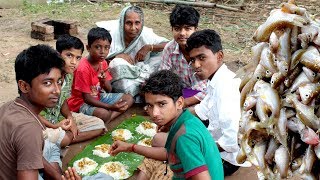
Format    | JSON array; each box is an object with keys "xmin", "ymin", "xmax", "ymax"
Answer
[{"xmin": 119, "ymin": 6, "xmax": 145, "ymax": 49}]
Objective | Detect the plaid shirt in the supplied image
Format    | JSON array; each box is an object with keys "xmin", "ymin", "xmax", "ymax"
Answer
[
  {"xmin": 40, "ymin": 74, "xmax": 73, "ymax": 124},
  {"xmin": 160, "ymin": 40, "xmax": 207, "ymax": 100}
]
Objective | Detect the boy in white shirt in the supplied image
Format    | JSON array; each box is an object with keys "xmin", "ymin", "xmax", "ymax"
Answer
[{"xmin": 186, "ymin": 29, "xmax": 251, "ymax": 176}]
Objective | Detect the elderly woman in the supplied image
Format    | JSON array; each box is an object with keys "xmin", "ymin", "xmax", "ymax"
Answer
[{"xmin": 96, "ymin": 6, "xmax": 168, "ymax": 97}]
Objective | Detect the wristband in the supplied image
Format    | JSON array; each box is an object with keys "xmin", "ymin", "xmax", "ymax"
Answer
[
  {"xmin": 150, "ymin": 44, "xmax": 154, "ymax": 52},
  {"xmin": 131, "ymin": 144, "xmax": 136, "ymax": 152}
]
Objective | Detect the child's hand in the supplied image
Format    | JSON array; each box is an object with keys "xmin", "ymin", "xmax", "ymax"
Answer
[
  {"xmin": 69, "ymin": 122, "xmax": 79, "ymax": 140},
  {"xmin": 98, "ymin": 62, "xmax": 108, "ymax": 80},
  {"xmin": 109, "ymin": 140, "xmax": 132, "ymax": 156},
  {"xmin": 114, "ymin": 99, "xmax": 129, "ymax": 112},
  {"xmin": 59, "ymin": 119, "xmax": 72, "ymax": 131}
]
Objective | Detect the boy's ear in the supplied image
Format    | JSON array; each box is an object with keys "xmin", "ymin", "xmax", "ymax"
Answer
[
  {"xmin": 176, "ymin": 96, "xmax": 184, "ymax": 110},
  {"xmin": 217, "ymin": 51, "xmax": 224, "ymax": 64},
  {"xmin": 86, "ymin": 45, "xmax": 90, "ymax": 51},
  {"xmin": 18, "ymin": 80, "xmax": 30, "ymax": 93}
]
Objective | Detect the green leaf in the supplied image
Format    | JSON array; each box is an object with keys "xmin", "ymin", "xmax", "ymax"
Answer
[{"xmin": 69, "ymin": 115, "xmax": 151, "ymax": 177}]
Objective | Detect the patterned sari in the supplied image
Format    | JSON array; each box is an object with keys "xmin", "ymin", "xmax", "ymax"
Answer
[{"xmin": 96, "ymin": 6, "xmax": 168, "ymax": 96}]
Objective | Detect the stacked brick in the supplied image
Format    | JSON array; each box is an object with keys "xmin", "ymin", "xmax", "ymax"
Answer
[{"xmin": 31, "ymin": 18, "xmax": 78, "ymax": 41}]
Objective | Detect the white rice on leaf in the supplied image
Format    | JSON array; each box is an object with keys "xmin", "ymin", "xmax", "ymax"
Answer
[
  {"xmin": 135, "ymin": 121, "xmax": 157, "ymax": 137},
  {"xmin": 137, "ymin": 138, "xmax": 152, "ymax": 147},
  {"xmin": 99, "ymin": 161, "xmax": 130, "ymax": 179},
  {"xmin": 92, "ymin": 144, "xmax": 111, "ymax": 158},
  {"xmin": 73, "ymin": 157, "xmax": 98, "ymax": 175},
  {"xmin": 111, "ymin": 129, "xmax": 133, "ymax": 141}
]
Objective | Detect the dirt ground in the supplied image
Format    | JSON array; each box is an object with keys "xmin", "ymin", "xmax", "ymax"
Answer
[{"xmin": 0, "ymin": 0, "xmax": 319, "ymax": 179}]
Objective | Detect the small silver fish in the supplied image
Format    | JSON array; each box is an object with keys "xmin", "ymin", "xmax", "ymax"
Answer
[{"xmin": 274, "ymin": 145, "xmax": 290, "ymax": 178}]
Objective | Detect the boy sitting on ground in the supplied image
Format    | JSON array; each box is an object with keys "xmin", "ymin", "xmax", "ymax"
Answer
[
  {"xmin": 186, "ymin": 29, "xmax": 251, "ymax": 176},
  {"xmin": 67, "ymin": 27, "xmax": 134, "ymax": 123},
  {"xmin": 40, "ymin": 35, "xmax": 106, "ymax": 148},
  {"xmin": 0, "ymin": 44, "xmax": 65, "ymax": 179},
  {"xmin": 109, "ymin": 70, "xmax": 224, "ymax": 179},
  {"xmin": 160, "ymin": 5, "xmax": 207, "ymax": 108}
]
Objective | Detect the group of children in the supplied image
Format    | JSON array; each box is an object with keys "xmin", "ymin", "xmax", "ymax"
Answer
[{"xmin": 0, "ymin": 4, "xmax": 249, "ymax": 180}]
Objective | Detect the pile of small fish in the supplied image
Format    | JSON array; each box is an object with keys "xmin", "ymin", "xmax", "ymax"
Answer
[{"xmin": 236, "ymin": 0, "xmax": 320, "ymax": 179}]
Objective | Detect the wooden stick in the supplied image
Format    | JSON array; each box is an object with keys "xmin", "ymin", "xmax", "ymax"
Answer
[{"xmin": 110, "ymin": 0, "xmax": 240, "ymax": 11}]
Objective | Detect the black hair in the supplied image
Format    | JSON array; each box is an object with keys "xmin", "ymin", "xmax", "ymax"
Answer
[
  {"xmin": 186, "ymin": 29, "xmax": 222, "ymax": 53},
  {"xmin": 170, "ymin": 5, "xmax": 200, "ymax": 27},
  {"xmin": 56, "ymin": 34, "xmax": 84, "ymax": 53},
  {"xmin": 141, "ymin": 70, "xmax": 183, "ymax": 101},
  {"xmin": 15, "ymin": 44, "xmax": 65, "ymax": 94},
  {"xmin": 87, "ymin": 27, "xmax": 112, "ymax": 47}
]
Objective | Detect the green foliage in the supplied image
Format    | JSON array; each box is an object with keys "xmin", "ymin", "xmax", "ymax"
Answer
[{"xmin": 69, "ymin": 116, "xmax": 151, "ymax": 177}]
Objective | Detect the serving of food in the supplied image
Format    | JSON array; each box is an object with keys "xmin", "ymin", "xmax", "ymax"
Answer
[
  {"xmin": 137, "ymin": 138, "xmax": 152, "ymax": 147},
  {"xmin": 111, "ymin": 129, "xmax": 133, "ymax": 142},
  {"xmin": 135, "ymin": 121, "xmax": 157, "ymax": 137},
  {"xmin": 92, "ymin": 144, "xmax": 111, "ymax": 158},
  {"xmin": 73, "ymin": 157, "xmax": 98, "ymax": 175},
  {"xmin": 98, "ymin": 161, "xmax": 130, "ymax": 179}
]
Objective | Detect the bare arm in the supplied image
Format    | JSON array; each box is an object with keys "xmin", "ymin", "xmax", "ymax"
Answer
[
  {"xmin": 99, "ymin": 78, "xmax": 112, "ymax": 93},
  {"xmin": 38, "ymin": 115, "xmax": 58, "ymax": 129},
  {"xmin": 43, "ymin": 157, "xmax": 62, "ymax": 180},
  {"xmin": 184, "ymin": 96, "xmax": 200, "ymax": 108},
  {"xmin": 109, "ymin": 141, "xmax": 167, "ymax": 161},
  {"xmin": 190, "ymin": 170, "xmax": 211, "ymax": 180},
  {"xmin": 17, "ymin": 170, "xmax": 39, "ymax": 180},
  {"xmin": 60, "ymin": 100, "xmax": 73, "ymax": 119},
  {"xmin": 150, "ymin": 42, "xmax": 167, "ymax": 52}
]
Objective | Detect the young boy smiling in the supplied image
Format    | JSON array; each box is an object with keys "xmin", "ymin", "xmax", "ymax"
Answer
[
  {"xmin": 68, "ymin": 27, "xmax": 134, "ymax": 123},
  {"xmin": 160, "ymin": 5, "xmax": 207, "ymax": 108},
  {"xmin": 109, "ymin": 70, "xmax": 224, "ymax": 180},
  {"xmin": 186, "ymin": 29, "xmax": 251, "ymax": 176}
]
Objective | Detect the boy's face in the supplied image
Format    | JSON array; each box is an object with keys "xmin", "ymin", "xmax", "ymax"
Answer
[
  {"xmin": 19, "ymin": 68, "xmax": 63, "ymax": 110},
  {"xmin": 60, "ymin": 48, "xmax": 82, "ymax": 74},
  {"xmin": 144, "ymin": 93, "xmax": 183, "ymax": 127},
  {"xmin": 124, "ymin": 12, "xmax": 142, "ymax": 40},
  {"xmin": 172, "ymin": 25, "xmax": 196, "ymax": 47},
  {"xmin": 87, "ymin": 39, "xmax": 110, "ymax": 62},
  {"xmin": 188, "ymin": 45, "xmax": 223, "ymax": 80}
]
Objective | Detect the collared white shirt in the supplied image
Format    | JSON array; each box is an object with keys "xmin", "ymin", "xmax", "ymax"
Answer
[{"xmin": 195, "ymin": 64, "xmax": 251, "ymax": 167}]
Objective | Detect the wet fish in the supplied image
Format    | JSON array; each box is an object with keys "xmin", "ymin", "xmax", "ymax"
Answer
[
  {"xmin": 289, "ymin": 72, "xmax": 310, "ymax": 93},
  {"xmin": 274, "ymin": 145, "xmax": 290, "ymax": 178},
  {"xmin": 280, "ymin": 1, "xmax": 306, "ymax": 16},
  {"xmin": 285, "ymin": 94, "xmax": 320, "ymax": 130},
  {"xmin": 314, "ymin": 143, "xmax": 320, "ymax": 159},
  {"xmin": 298, "ymin": 82, "xmax": 320, "ymax": 105},
  {"xmin": 269, "ymin": 32, "xmax": 279, "ymax": 53},
  {"xmin": 302, "ymin": 66, "xmax": 320, "ymax": 83},
  {"xmin": 240, "ymin": 109, "xmax": 255, "ymax": 133},
  {"xmin": 259, "ymin": 46, "xmax": 278, "ymax": 76},
  {"xmin": 274, "ymin": 108, "xmax": 288, "ymax": 146},
  {"xmin": 265, "ymin": 138, "xmax": 280, "ymax": 164},
  {"xmin": 271, "ymin": 71, "xmax": 286, "ymax": 89},
  {"xmin": 275, "ymin": 27, "xmax": 291, "ymax": 72},
  {"xmin": 300, "ymin": 46, "xmax": 320, "ymax": 72},
  {"xmin": 291, "ymin": 156, "xmax": 302, "ymax": 171},
  {"xmin": 287, "ymin": 117, "xmax": 306, "ymax": 133},
  {"xmin": 284, "ymin": 65, "xmax": 302, "ymax": 88},
  {"xmin": 291, "ymin": 25, "xmax": 299, "ymax": 52},
  {"xmin": 254, "ymin": 80, "xmax": 281, "ymax": 125},
  {"xmin": 253, "ymin": 141, "xmax": 267, "ymax": 170},
  {"xmin": 243, "ymin": 93, "xmax": 257, "ymax": 111},
  {"xmin": 300, "ymin": 127, "xmax": 320, "ymax": 145},
  {"xmin": 299, "ymin": 145, "xmax": 316, "ymax": 174},
  {"xmin": 253, "ymin": 9, "xmax": 308, "ymax": 42}
]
